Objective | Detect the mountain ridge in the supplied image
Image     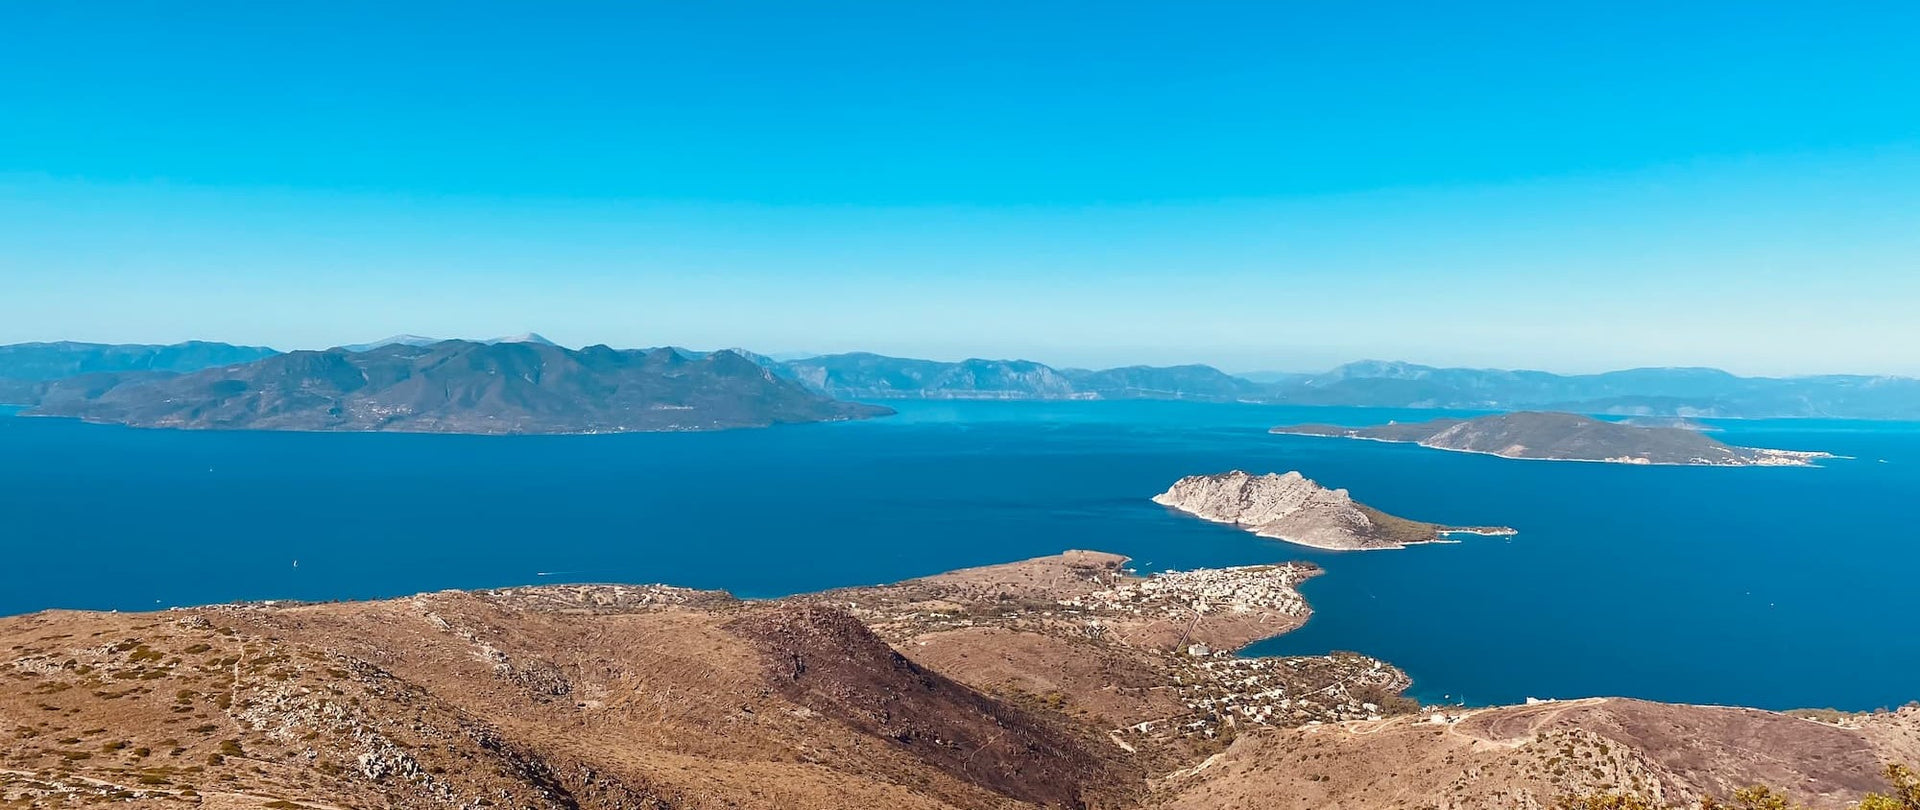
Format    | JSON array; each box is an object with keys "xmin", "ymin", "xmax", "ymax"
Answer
[
  {"xmin": 22, "ymin": 340, "xmax": 890, "ymax": 434},
  {"xmin": 9, "ymin": 340, "xmax": 1920, "ymax": 419}
]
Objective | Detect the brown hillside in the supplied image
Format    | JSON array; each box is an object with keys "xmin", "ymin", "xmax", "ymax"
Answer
[{"xmin": 3, "ymin": 555, "xmax": 1914, "ymax": 810}]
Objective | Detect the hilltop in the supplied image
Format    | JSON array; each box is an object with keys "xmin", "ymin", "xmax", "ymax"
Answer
[
  {"xmin": 22, "ymin": 341, "xmax": 890, "ymax": 434},
  {"xmin": 2, "ymin": 553, "xmax": 1913, "ymax": 810},
  {"xmin": 1273, "ymin": 411, "xmax": 1834, "ymax": 466}
]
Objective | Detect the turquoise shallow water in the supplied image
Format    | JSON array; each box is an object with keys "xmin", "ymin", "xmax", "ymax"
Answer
[{"xmin": 2, "ymin": 401, "xmax": 1915, "ymax": 711}]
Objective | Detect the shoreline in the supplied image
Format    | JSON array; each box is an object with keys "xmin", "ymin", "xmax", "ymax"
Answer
[
  {"xmin": 8, "ymin": 549, "xmax": 1909, "ymax": 717},
  {"xmin": 1159, "ymin": 506, "xmax": 1517, "ymax": 551},
  {"xmin": 8, "ymin": 410, "xmax": 884, "ymax": 436}
]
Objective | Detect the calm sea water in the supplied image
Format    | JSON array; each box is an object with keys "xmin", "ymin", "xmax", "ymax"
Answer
[{"xmin": 3, "ymin": 402, "xmax": 1915, "ymax": 711}]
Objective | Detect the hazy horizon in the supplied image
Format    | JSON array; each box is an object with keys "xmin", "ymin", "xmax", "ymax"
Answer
[
  {"xmin": 5, "ymin": 4, "xmax": 1917, "ymax": 376},
  {"xmin": 7, "ymin": 330, "xmax": 1919, "ymax": 381}
]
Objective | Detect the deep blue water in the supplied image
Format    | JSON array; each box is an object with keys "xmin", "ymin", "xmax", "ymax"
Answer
[{"xmin": 3, "ymin": 402, "xmax": 1916, "ymax": 712}]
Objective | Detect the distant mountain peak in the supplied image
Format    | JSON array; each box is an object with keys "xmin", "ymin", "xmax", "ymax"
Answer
[
  {"xmin": 339, "ymin": 335, "xmax": 441, "ymax": 352},
  {"xmin": 1322, "ymin": 360, "xmax": 1440, "ymax": 380},
  {"xmin": 487, "ymin": 332, "xmax": 559, "ymax": 347}
]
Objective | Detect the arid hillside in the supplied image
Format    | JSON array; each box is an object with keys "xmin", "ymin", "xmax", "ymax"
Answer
[{"xmin": 3, "ymin": 553, "xmax": 1914, "ymax": 810}]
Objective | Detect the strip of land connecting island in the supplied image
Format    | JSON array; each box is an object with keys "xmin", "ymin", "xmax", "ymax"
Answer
[
  {"xmin": 1153, "ymin": 470, "xmax": 1515, "ymax": 550},
  {"xmin": 1271, "ymin": 411, "xmax": 1835, "ymax": 467}
]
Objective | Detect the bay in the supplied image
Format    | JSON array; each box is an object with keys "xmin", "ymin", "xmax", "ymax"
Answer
[{"xmin": 2, "ymin": 401, "xmax": 1913, "ymax": 711}]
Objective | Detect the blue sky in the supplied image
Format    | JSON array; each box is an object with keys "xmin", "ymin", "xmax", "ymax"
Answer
[{"xmin": 3, "ymin": 2, "xmax": 1917, "ymax": 374}]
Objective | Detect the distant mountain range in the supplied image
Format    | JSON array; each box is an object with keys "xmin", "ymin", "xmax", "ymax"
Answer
[
  {"xmin": 0, "ymin": 341, "xmax": 280, "ymax": 408},
  {"xmin": 1255, "ymin": 360, "xmax": 1920, "ymax": 419},
  {"xmin": 16, "ymin": 341, "xmax": 889, "ymax": 433},
  {"xmin": 771, "ymin": 353, "xmax": 1266, "ymax": 402},
  {"xmin": 0, "ymin": 340, "xmax": 276, "ymax": 382},
  {"xmin": 6, "ymin": 340, "xmax": 1920, "ymax": 421},
  {"xmin": 764, "ymin": 354, "xmax": 1920, "ymax": 420},
  {"xmin": 335, "ymin": 332, "xmax": 562, "ymax": 352}
]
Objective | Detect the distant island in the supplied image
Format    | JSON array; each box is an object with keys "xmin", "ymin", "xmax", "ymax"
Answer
[
  {"xmin": 9, "ymin": 339, "xmax": 1920, "ymax": 420},
  {"xmin": 1272, "ymin": 411, "xmax": 1834, "ymax": 467},
  {"xmin": 1153, "ymin": 470, "xmax": 1514, "ymax": 550},
  {"xmin": 767, "ymin": 354, "xmax": 1920, "ymax": 420},
  {"xmin": 21, "ymin": 341, "xmax": 890, "ymax": 434}
]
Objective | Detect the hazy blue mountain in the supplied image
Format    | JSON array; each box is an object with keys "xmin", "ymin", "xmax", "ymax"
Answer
[
  {"xmin": 338, "ymin": 332, "xmax": 560, "ymax": 352},
  {"xmin": 765, "ymin": 352, "xmax": 1920, "ymax": 417},
  {"xmin": 0, "ymin": 341, "xmax": 280, "ymax": 404},
  {"xmin": 774, "ymin": 353, "xmax": 1086, "ymax": 400},
  {"xmin": 1232, "ymin": 370, "xmax": 1312, "ymax": 385},
  {"xmin": 486, "ymin": 332, "xmax": 561, "ymax": 347},
  {"xmin": 337, "ymin": 335, "xmax": 442, "ymax": 352},
  {"xmin": 26, "ymin": 341, "xmax": 890, "ymax": 433},
  {"xmin": 1267, "ymin": 361, "xmax": 1920, "ymax": 419},
  {"xmin": 0, "ymin": 340, "xmax": 279, "ymax": 381},
  {"xmin": 10, "ymin": 341, "xmax": 1920, "ymax": 420},
  {"xmin": 1057, "ymin": 364, "xmax": 1270, "ymax": 401},
  {"xmin": 771, "ymin": 353, "xmax": 1279, "ymax": 402}
]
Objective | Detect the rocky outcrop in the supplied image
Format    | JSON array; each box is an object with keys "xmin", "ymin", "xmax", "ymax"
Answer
[{"xmin": 1152, "ymin": 470, "xmax": 1510, "ymax": 550}]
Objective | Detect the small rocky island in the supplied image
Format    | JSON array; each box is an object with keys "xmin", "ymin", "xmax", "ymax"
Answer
[
  {"xmin": 1153, "ymin": 470, "xmax": 1513, "ymax": 550},
  {"xmin": 1271, "ymin": 411, "xmax": 1833, "ymax": 467}
]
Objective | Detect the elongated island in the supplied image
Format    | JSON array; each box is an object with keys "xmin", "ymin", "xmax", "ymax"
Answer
[{"xmin": 1271, "ymin": 411, "xmax": 1833, "ymax": 467}]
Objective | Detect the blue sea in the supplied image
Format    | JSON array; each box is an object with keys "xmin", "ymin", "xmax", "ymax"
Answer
[{"xmin": 3, "ymin": 401, "xmax": 1916, "ymax": 712}]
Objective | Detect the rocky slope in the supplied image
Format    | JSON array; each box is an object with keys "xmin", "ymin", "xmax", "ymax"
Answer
[
  {"xmin": 1272, "ymin": 411, "xmax": 1832, "ymax": 466},
  {"xmin": 1161, "ymin": 699, "xmax": 1920, "ymax": 810},
  {"xmin": 1152, "ymin": 471, "xmax": 1512, "ymax": 550},
  {"xmin": 1, "ymin": 554, "xmax": 1914, "ymax": 810},
  {"xmin": 23, "ymin": 341, "xmax": 891, "ymax": 434}
]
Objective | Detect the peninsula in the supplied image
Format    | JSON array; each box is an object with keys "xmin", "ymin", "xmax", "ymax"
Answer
[
  {"xmin": 1152, "ymin": 470, "xmax": 1515, "ymax": 550},
  {"xmin": 1272, "ymin": 411, "xmax": 1834, "ymax": 466},
  {"xmin": 23, "ymin": 340, "xmax": 891, "ymax": 434}
]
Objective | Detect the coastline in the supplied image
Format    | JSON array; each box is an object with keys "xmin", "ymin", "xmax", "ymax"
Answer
[
  {"xmin": 9, "ymin": 410, "xmax": 888, "ymax": 435},
  {"xmin": 1161, "ymin": 505, "xmax": 1516, "ymax": 551}
]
